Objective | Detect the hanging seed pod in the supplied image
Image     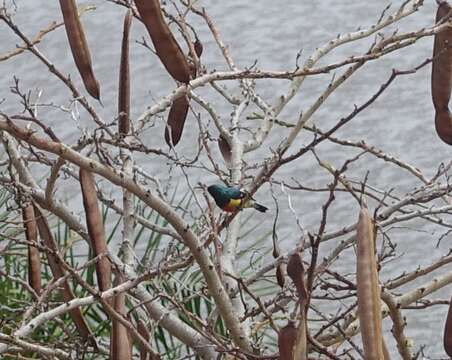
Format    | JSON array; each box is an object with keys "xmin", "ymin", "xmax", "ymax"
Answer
[
  {"xmin": 287, "ymin": 252, "xmax": 307, "ymax": 300},
  {"xmin": 164, "ymin": 95, "xmax": 189, "ymax": 147},
  {"xmin": 118, "ymin": 10, "xmax": 132, "ymax": 136},
  {"xmin": 276, "ymin": 263, "xmax": 285, "ymax": 288},
  {"xmin": 432, "ymin": 2, "xmax": 452, "ymax": 144},
  {"xmin": 134, "ymin": 0, "xmax": 190, "ymax": 83},
  {"xmin": 33, "ymin": 205, "xmax": 94, "ymax": 343},
  {"xmin": 136, "ymin": 319, "xmax": 151, "ymax": 360},
  {"xmin": 188, "ymin": 38, "xmax": 202, "ymax": 78},
  {"xmin": 286, "ymin": 253, "xmax": 309, "ymax": 360},
  {"xmin": 278, "ymin": 321, "xmax": 296, "ymax": 360},
  {"xmin": 59, "ymin": 0, "xmax": 100, "ymax": 99},
  {"xmin": 79, "ymin": 168, "xmax": 112, "ymax": 293},
  {"xmin": 194, "ymin": 38, "xmax": 203, "ymax": 58},
  {"xmin": 444, "ymin": 296, "xmax": 452, "ymax": 356},
  {"xmin": 218, "ymin": 135, "xmax": 232, "ymax": 165},
  {"xmin": 356, "ymin": 205, "xmax": 384, "ymax": 360},
  {"xmin": 110, "ymin": 274, "xmax": 132, "ymax": 360},
  {"xmin": 272, "ymin": 229, "xmax": 285, "ymax": 288},
  {"xmin": 22, "ymin": 204, "xmax": 41, "ymax": 295}
]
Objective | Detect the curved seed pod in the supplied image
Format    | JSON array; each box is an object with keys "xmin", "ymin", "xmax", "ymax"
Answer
[
  {"xmin": 59, "ymin": 0, "xmax": 100, "ymax": 99},
  {"xmin": 436, "ymin": 110, "xmax": 452, "ymax": 144},
  {"xmin": 287, "ymin": 253, "xmax": 307, "ymax": 300},
  {"xmin": 118, "ymin": 10, "xmax": 132, "ymax": 136},
  {"xmin": 285, "ymin": 254, "xmax": 309, "ymax": 359},
  {"xmin": 194, "ymin": 38, "xmax": 203, "ymax": 58},
  {"xmin": 188, "ymin": 39, "xmax": 202, "ymax": 78},
  {"xmin": 22, "ymin": 205, "xmax": 41, "ymax": 295},
  {"xmin": 444, "ymin": 296, "xmax": 452, "ymax": 356},
  {"xmin": 432, "ymin": 2, "xmax": 452, "ymax": 144},
  {"xmin": 136, "ymin": 319, "xmax": 151, "ymax": 360},
  {"xmin": 278, "ymin": 322, "xmax": 296, "ymax": 360},
  {"xmin": 276, "ymin": 264, "xmax": 285, "ymax": 288},
  {"xmin": 110, "ymin": 274, "xmax": 132, "ymax": 360},
  {"xmin": 272, "ymin": 231, "xmax": 285, "ymax": 288},
  {"xmin": 356, "ymin": 205, "xmax": 384, "ymax": 360},
  {"xmin": 33, "ymin": 204, "xmax": 94, "ymax": 343},
  {"xmin": 164, "ymin": 95, "xmax": 189, "ymax": 146},
  {"xmin": 218, "ymin": 135, "xmax": 232, "ymax": 165},
  {"xmin": 134, "ymin": 0, "xmax": 190, "ymax": 83},
  {"xmin": 79, "ymin": 168, "xmax": 112, "ymax": 292}
]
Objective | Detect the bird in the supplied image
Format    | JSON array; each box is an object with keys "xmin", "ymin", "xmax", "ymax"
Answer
[{"xmin": 207, "ymin": 184, "xmax": 268, "ymax": 213}]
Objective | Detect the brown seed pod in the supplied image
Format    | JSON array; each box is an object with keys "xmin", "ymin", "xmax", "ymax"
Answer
[
  {"xmin": 110, "ymin": 274, "xmax": 132, "ymax": 360},
  {"xmin": 272, "ymin": 230, "xmax": 285, "ymax": 288},
  {"xmin": 134, "ymin": 0, "xmax": 190, "ymax": 83},
  {"xmin": 188, "ymin": 38, "xmax": 202, "ymax": 78},
  {"xmin": 218, "ymin": 135, "xmax": 232, "ymax": 165},
  {"xmin": 278, "ymin": 321, "xmax": 296, "ymax": 360},
  {"xmin": 287, "ymin": 253, "xmax": 307, "ymax": 300},
  {"xmin": 432, "ymin": 2, "xmax": 452, "ymax": 144},
  {"xmin": 194, "ymin": 38, "xmax": 203, "ymax": 58},
  {"xmin": 118, "ymin": 10, "xmax": 132, "ymax": 136},
  {"xmin": 79, "ymin": 168, "xmax": 112, "ymax": 293},
  {"xmin": 276, "ymin": 264, "xmax": 285, "ymax": 288},
  {"xmin": 136, "ymin": 319, "xmax": 151, "ymax": 360},
  {"xmin": 59, "ymin": 0, "xmax": 100, "ymax": 99},
  {"xmin": 164, "ymin": 95, "xmax": 189, "ymax": 146},
  {"xmin": 444, "ymin": 296, "xmax": 452, "ymax": 356},
  {"xmin": 22, "ymin": 204, "xmax": 41, "ymax": 295},
  {"xmin": 33, "ymin": 204, "xmax": 94, "ymax": 342},
  {"xmin": 356, "ymin": 205, "xmax": 384, "ymax": 360}
]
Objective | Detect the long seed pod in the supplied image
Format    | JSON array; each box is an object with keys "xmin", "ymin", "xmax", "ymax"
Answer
[
  {"xmin": 444, "ymin": 296, "xmax": 452, "ymax": 356},
  {"xmin": 164, "ymin": 95, "xmax": 189, "ymax": 146},
  {"xmin": 287, "ymin": 253, "xmax": 307, "ymax": 300},
  {"xmin": 356, "ymin": 205, "xmax": 384, "ymax": 360},
  {"xmin": 276, "ymin": 264, "xmax": 285, "ymax": 288},
  {"xmin": 59, "ymin": 0, "xmax": 100, "ymax": 99},
  {"xmin": 218, "ymin": 135, "xmax": 232, "ymax": 165},
  {"xmin": 432, "ymin": 2, "xmax": 452, "ymax": 144},
  {"xmin": 287, "ymin": 253, "xmax": 308, "ymax": 359},
  {"xmin": 136, "ymin": 319, "xmax": 151, "ymax": 360},
  {"xmin": 79, "ymin": 168, "xmax": 112, "ymax": 292},
  {"xmin": 194, "ymin": 38, "xmax": 203, "ymax": 58},
  {"xmin": 189, "ymin": 38, "xmax": 203, "ymax": 78},
  {"xmin": 118, "ymin": 10, "xmax": 132, "ymax": 136},
  {"xmin": 33, "ymin": 204, "xmax": 94, "ymax": 342},
  {"xmin": 110, "ymin": 274, "xmax": 132, "ymax": 360},
  {"xmin": 272, "ymin": 225, "xmax": 285, "ymax": 288},
  {"xmin": 133, "ymin": 0, "xmax": 190, "ymax": 83},
  {"xmin": 278, "ymin": 322, "xmax": 297, "ymax": 360},
  {"xmin": 22, "ymin": 204, "xmax": 41, "ymax": 295}
]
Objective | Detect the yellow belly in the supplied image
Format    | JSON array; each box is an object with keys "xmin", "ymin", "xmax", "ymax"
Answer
[{"xmin": 223, "ymin": 198, "xmax": 242, "ymax": 212}]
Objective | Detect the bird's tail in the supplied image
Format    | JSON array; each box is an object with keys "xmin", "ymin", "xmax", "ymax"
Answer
[
  {"xmin": 242, "ymin": 199, "xmax": 268, "ymax": 212},
  {"xmin": 253, "ymin": 202, "xmax": 268, "ymax": 213}
]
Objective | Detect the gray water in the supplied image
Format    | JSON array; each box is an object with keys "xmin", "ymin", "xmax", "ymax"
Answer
[{"xmin": 1, "ymin": 0, "xmax": 451, "ymax": 358}]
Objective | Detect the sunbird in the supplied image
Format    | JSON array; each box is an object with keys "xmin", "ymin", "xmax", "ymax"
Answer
[{"xmin": 207, "ymin": 184, "xmax": 268, "ymax": 213}]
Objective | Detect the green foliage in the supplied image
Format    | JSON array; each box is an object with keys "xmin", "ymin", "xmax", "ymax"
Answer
[{"xmin": 0, "ymin": 182, "xmax": 278, "ymax": 359}]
